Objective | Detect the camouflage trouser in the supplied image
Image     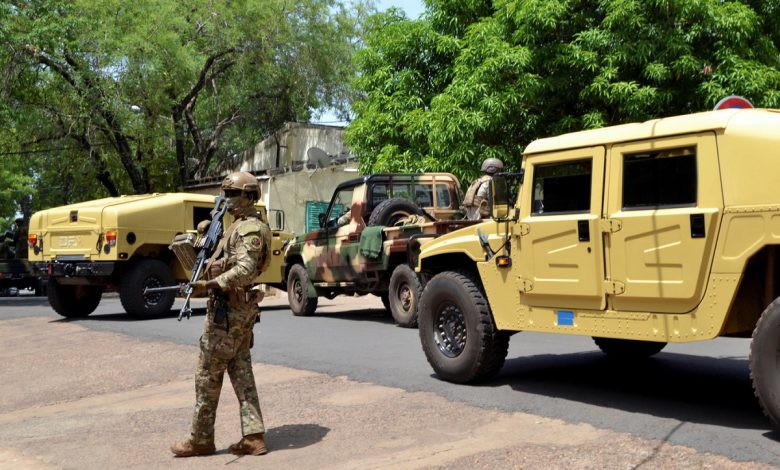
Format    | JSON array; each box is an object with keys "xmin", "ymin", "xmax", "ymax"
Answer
[{"xmin": 190, "ymin": 294, "xmax": 264, "ymax": 445}]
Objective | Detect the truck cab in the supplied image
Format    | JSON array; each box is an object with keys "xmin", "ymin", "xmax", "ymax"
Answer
[{"xmin": 414, "ymin": 108, "xmax": 780, "ymax": 431}]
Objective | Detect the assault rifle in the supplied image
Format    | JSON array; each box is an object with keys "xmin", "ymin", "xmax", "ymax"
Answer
[{"xmin": 143, "ymin": 195, "xmax": 228, "ymax": 321}]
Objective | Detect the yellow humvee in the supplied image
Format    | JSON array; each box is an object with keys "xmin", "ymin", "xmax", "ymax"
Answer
[
  {"xmin": 28, "ymin": 193, "xmax": 292, "ymax": 318},
  {"xmin": 414, "ymin": 108, "xmax": 780, "ymax": 430}
]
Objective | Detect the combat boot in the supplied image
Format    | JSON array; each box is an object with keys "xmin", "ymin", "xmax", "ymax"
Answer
[
  {"xmin": 170, "ymin": 439, "xmax": 216, "ymax": 457},
  {"xmin": 228, "ymin": 433, "xmax": 268, "ymax": 455}
]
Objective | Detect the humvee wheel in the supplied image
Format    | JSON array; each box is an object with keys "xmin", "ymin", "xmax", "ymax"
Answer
[
  {"xmin": 418, "ymin": 270, "xmax": 509, "ymax": 383},
  {"xmin": 120, "ymin": 259, "xmax": 176, "ymax": 318},
  {"xmin": 368, "ymin": 198, "xmax": 424, "ymax": 226},
  {"xmin": 592, "ymin": 337, "xmax": 666, "ymax": 359},
  {"xmin": 389, "ymin": 264, "xmax": 422, "ymax": 328},
  {"xmin": 750, "ymin": 298, "xmax": 780, "ymax": 428},
  {"xmin": 288, "ymin": 264, "xmax": 318, "ymax": 316},
  {"xmin": 47, "ymin": 278, "xmax": 102, "ymax": 318}
]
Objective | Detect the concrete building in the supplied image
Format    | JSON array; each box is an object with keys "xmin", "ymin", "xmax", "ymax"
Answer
[{"xmin": 185, "ymin": 122, "xmax": 359, "ymax": 236}]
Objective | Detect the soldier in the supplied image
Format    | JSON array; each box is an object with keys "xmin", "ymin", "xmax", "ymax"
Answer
[
  {"xmin": 13, "ymin": 218, "xmax": 28, "ymax": 259},
  {"xmin": 462, "ymin": 158, "xmax": 504, "ymax": 220},
  {"xmin": 171, "ymin": 171, "xmax": 272, "ymax": 458}
]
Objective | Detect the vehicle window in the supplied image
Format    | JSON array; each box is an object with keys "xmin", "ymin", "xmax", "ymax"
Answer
[
  {"xmin": 328, "ymin": 188, "xmax": 354, "ymax": 221},
  {"xmin": 192, "ymin": 206, "xmax": 212, "ymax": 230},
  {"xmin": 414, "ymin": 184, "xmax": 433, "ymax": 207},
  {"xmin": 531, "ymin": 159, "xmax": 592, "ymax": 215},
  {"xmin": 622, "ymin": 148, "xmax": 696, "ymax": 209},
  {"xmin": 435, "ymin": 184, "xmax": 452, "ymax": 208},
  {"xmin": 392, "ymin": 183, "xmax": 413, "ymax": 201},
  {"xmin": 371, "ymin": 184, "xmax": 388, "ymax": 206}
]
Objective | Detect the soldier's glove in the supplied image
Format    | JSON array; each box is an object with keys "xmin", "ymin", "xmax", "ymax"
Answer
[{"xmin": 190, "ymin": 280, "xmax": 210, "ymax": 297}]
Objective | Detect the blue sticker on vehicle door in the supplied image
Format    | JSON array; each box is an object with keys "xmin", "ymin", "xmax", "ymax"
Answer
[{"xmin": 557, "ymin": 310, "xmax": 574, "ymax": 326}]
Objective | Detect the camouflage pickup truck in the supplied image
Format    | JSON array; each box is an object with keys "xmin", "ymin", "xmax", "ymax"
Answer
[
  {"xmin": 29, "ymin": 192, "xmax": 291, "ymax": 318},
  {"xmin": 415, "ymin": 108, "xmax": 780, "ymax": 430},
  {"xmin": 283, "ymin": 173, "xmax": 477, "ymax": 327}
]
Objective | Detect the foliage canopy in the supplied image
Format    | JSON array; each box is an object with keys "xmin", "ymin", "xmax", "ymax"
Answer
[
  {"xmin": 0, "ymin": 0, "xmax": 364, "ymax": 223},
  {"xmin": 346, "ymin": 0, "xmax": 780, "ymax": 184}
]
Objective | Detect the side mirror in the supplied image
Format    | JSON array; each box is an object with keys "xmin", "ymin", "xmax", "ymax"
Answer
[
  {"xmin": 318, "ymin": 213, "xmax": 326, "ymax": 228},
  {"xmin": 490, "ymin": 176, "xmax": 510, "ymax": 220},
  {"xmin": 267, "ymin": 209, "xmax": 285, "ymax": 231}
]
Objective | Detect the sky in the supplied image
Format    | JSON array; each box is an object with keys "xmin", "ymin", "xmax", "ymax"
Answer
[
  {"xmin": 312, "ymin": 1, "xmax": 425, "ymax": 125},
  {"xmin": 377, "ymin": 0, "xmax": 424, "ymax": 19}
]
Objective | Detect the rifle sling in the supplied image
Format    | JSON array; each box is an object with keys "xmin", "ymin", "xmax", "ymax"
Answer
[{"xmin": 204, "ymin": 219, "xmax": 241, "ymax": 277}]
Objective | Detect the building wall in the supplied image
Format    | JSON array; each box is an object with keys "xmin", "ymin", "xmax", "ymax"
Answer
[
  {"xmin": 263, "ymin": 167, "xmax": 358, "ymax": 235},
  {"xmin": 238, "ymin": 123, "xmax": 349, "ymax": 171},
  {"xmin": 186, "ymin": 122, "xmax": 358, "ymax": 236}
]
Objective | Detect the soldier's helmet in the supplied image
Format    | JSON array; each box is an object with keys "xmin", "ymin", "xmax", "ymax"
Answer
[
  {"xmin": 221, "ymin": 171, "xmax": 260, "ymax": 199},
  {"xmin": 480, "ymin": 158, "xmax": 504, "ymax": 175}
]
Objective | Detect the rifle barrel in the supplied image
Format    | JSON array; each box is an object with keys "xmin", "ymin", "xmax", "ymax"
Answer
[{"xmin": 143, "ymin": 285, "xmax": 181, "ymax": 294}]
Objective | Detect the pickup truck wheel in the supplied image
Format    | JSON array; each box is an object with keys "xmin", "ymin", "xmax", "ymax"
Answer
[
  {"xmin": 750, "ymin": 298, "xmax": 780, "ymax": 428},
  {"xmin": 389, "ymin": 264, "xmax": 422, "ymax": 328},
  {"xmin": 47, "ymin": 278, "xmax": 102, "ymax": 318},
  {"xmin": 120, "ymin": 259, "xmax": 176, "ymax": 318},
  {"xmin": 368, "ymin": 198, "xmax": 424, "ymax": 227},
  {"xmin": 592, "ymin": 337, "xmax": 666, "ymax": 359},
  {"xmin": 288, "ymin": 264, "xmax": 317, "ymax": 316},
  {"xmin": 418, "ymin": 270, "xmax": 509, "ymax": 383}
]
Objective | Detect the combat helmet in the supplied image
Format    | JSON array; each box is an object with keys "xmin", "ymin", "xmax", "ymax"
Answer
[
  {"xmin": 221, "ymin": 171, "xmax": 260, "ymax": 199},
  {"xmin": 480, "ymin": 158, "xmax": 504, "ymax": 175},
  {"xmin": 221, "ymin": 171, "xmax": 260, "ymax": 212}
]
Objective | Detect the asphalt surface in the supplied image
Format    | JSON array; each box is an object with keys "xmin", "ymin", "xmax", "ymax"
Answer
[{"xmin": 2, "ymin": 292, "xmax": 780, "ymax": 468}]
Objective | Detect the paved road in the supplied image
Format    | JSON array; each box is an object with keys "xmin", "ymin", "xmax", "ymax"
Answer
[{"xmin": 3, "ymin": 293, "xmax": 780, "ymax": 466}]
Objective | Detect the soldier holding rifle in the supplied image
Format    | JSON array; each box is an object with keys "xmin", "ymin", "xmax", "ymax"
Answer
[{"xmin": 170, "ymin": 171, "xmax": 272, "ymax": 458}]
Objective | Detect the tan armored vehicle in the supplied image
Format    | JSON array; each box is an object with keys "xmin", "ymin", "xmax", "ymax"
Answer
[
  {"xmin": 415, "ymin": 108, "xmax": 780, "ymax": 429},
  {"xmin": 284, "ymin": 173, "xmax": 477, "ymax": 326},
  {"xmin": 29, "ymin": 193, "xmax": 291, "ymax": 318}
]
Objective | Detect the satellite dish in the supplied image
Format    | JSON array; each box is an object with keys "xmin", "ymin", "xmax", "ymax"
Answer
[{"xmin": 307, "ymin": 147, "xmax": 330, "ymax": 168}]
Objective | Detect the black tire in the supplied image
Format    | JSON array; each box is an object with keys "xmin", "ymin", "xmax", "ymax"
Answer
[
  {"xmin": 418, "ymin": 270, "xmax": 509, "ymax": 383},
  {"xmin": 592, "ymin": 337, "xmax": 667, "ymax": 359},
  {"xmin": 750, "ymin": 297, "xmax": 780, "ymax": 429},
  {"xmin": 288, "ymin": 264, "xmax": 318, "ymax": 316},
  {"xmin": 119, "ymin": 259, "xmax": 176, "ymax": 318},
  {"xmin": 389, "ymin": 264, "xmax": 422, "ymax": 328},
  {"xmin": 47, "ymin": 278, "xmax": 102, "ymax": 318},
  {"xmin": 368, "ymin": 198, "xmax": 424, "ymax": 227}
]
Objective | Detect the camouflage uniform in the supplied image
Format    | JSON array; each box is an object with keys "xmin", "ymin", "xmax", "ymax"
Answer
[
  {"xmin": 189, "ymin": 205, "xmax": 272, "ymax": 446},
  {"xmin": 462, "ymin": 174, "xmax": 492, "ymax": 220}
]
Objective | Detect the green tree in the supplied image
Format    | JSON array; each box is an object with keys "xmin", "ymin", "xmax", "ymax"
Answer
[
  {"xmin": 0, "ymin": 0, "xmax": 364, "ymax": 214},
  {"xmin": 347, "ymin": 0, "xmax": 780, "ymax": 184}
]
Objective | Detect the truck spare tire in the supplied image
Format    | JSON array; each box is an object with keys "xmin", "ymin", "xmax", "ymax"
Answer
[{"xmin": 368, "ymin": 198, "xmax": 425, "ymax": 227}]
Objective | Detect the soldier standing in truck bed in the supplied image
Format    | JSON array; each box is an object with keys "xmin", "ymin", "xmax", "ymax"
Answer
[
  {"xmin": 462, "ymin": 158, "xmax": 504, "ymax": 220},
  {"xmin": 171, "ymin": 171, "xmax": 272, "ymax": 458}
]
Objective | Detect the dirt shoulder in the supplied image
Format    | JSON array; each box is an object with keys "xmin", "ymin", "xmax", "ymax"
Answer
[{"xmin": 0, "ymin": 316, "xmax": 775, "ymax": 470}]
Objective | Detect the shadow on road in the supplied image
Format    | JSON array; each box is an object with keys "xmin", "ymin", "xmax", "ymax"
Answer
[
  {"xmin": 51, "ymin": 307, "xmax": 208, "ymax": 323},
  {"xmin": 0, "ymin": 296, "xmax": 50, "ymax": 307},
  {"xmin": 312, "ymin": 308, "xmax": 396, "ymax": 325},
  {"xmin": 478, "ymin": 351, "xmax": 767, "ymax": 431},
  {"xmin": 265, "ymin": 423, "xmax": 330, "ymax": 451}
]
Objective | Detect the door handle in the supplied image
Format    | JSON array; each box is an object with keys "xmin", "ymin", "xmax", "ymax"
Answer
[
  {"xmin": 690, "ymin": 213, "xmax": 705, "ymax": 238},
  {"xmin": 577, "ymin": 220, "xmax": 590, "ymax": 242}
]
